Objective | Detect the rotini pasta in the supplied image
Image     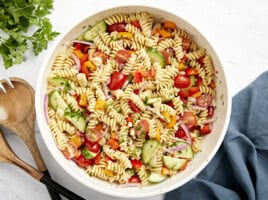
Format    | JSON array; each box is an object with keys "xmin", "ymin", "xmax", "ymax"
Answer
[{"xmin": 46, "ymin": 12, "xmax": 217, "ymax": 186}]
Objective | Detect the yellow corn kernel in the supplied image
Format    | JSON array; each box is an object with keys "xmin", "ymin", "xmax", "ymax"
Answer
[
  {"xmin": 105, "ymin": 169, "xmax": 114, "ymax": 177},
  {"xmin": 94, "ymin": 100, "xmax": 107, "ymax": 110},
  {"xmin": 178, "ymin": 63, "xmax": 186, "ymax": 71},
  {"xmin": 155, "ymin": 128, "xmax": 161, "ymax": 141},
  {"xmin": 84, "ymin": 60, "xmax": 96, "ymax": 72},
  {"xmin": 74, "ymin": 49, "xmax": 84, "ymax": 59},
  {"xmin": 117, "ymin": 32, "xmax": 133, "ymax": 39},
  {"xmin": 167, "ymin": 115, "xmax": 177, "ymax": 128}
]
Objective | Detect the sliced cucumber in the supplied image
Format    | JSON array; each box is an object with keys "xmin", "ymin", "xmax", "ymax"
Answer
[
  {"xmin": 48, "ymin": 77, "xmax": 69, "ymax": 87},
  {"xmin": 142, "ymin": 140, "xmax": 161, "ymax": 164},
  {"xmin": 174, "ymin": 142, "xmax": 194, "ymax": 159},
  {"xmin": 161, "ymin": 95, "xmax": 174, "ymax": 103},
  {"xmin": 149, "ymin": 173, "xmax": 167, "ymax": 183},
  {"xmin": 145, "ymin": 97, "xmax": 161, "ymax": 105},
  {"xmin": 83, "ymin": 20, "xmax": 107, "ymax": 41},
  {"xmin": 82, "ymin": 148, "xmax": 97, "ymax": 159},
  {"xmin": 163, "ymin": 156, "xmax": 187, "ymax": 170},
  {"xmin": 49, "ymin": 90, "xmax": 69, "ymax": 111},
  {"xmin": 147, "ymin": 47, "xmax": 165, "ymax": 68},
  {"xmin": 64, "ymin": 112, "xmax": 86, "ymax": 132}
]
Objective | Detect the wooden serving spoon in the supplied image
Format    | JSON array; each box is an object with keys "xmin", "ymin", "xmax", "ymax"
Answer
[
  {"xmin": 0, "ymin": 128, "xmax": 85, "ymax": 200},
  {"xmin": 0, "ymin": 77, "xmax": 62, "ymax": 199}
]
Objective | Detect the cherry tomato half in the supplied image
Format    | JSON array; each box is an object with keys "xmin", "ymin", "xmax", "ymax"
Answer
[
  {"xmin": 133, "ymin": 70, "xmax": 143, "ymax": 83},
  {"xmin": 84, "ymin": 141, "xmax": 100, "ymax": 153},
  {"xmin": 131, "ymin": 20, "xmax": 141, "ymax": 29},
  {"xmin": 93, "ymin": 51, "xmax": 108, "ymax": 63},
  {"xmin": 73, "ymin": 155, "xmax": 93, "ymax": 168},
  {"xmin": 178, "ymin": 89, "xmax": 190, "ymax": 99},
  {"xmin": 185, "ymin": 68, "xmax": 198, "ymax": 76},
  {"xmin": 115, "ymin": 49, "xmax": 131, "ymax": 65},
  {"xmin": 196, "ymin": 94, "xmax": 213, "ymax": 107},
  {"xmin": 131, "ymin": 160, "xmax": 143, "ymax": 169},
  {"xmin": 108, "ymin": 71, "xmax": 127, "ymax": 90},
  {"xmin": 175, "ymin": 127, "xmax": 187, "ymax": 139},
  {"xmin": 200, "ymin": 123, "xmax": 212, "ymax": 135},
  {"xmin": 108, "ymin": 23, "xmax": 126, "ymax": 33},
  {"xmin": 174, "ymin": 75, "xmax": 191, "ymax": 88},
  {"xmin": 128, "ymin": 175, "xmax": 141, "ymax": 183},
  {"xmin": 93, "ymin": 153, "xmax": 101, "ymax": 165},
  {"xmin": 181, "ymin": 112, "xmax": 197, "ymax": 129},
  {"xmin": 85, "ymin": 128, "xmax": 102, "ymax": 143},
  {"xmin": 189, "ymin": 87, "xmax": 200, "ymax": 96},
  {"xmin": 128, "ymin": 100, "xmax": 141, "ymax": 112},
  {"xmin": 135, "ymin": 119, "xmax": 150, "ymax": 138}
]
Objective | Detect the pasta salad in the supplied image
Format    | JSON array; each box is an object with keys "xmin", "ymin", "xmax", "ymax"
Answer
[{"xmin": 46, "ymin": 12, "xmax": 216, "ymax": 185}]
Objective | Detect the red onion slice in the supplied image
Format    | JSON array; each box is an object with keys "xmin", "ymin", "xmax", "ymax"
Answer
[
  {"xmin": 71, "ymin": 53, "xmax": 81, "ymax": 71},
  {"xmin": 180, "ymin": 123, "xmax": 192, "ymax": 144},
  {"xmin": 191, "ymin": 105, "xmax": 207, "ymax": 110},
  {"xmin": 44, "ymin": 94, "xmax": 49, "ymax": 125},
  {"xmin": 72, "ymin": 40, "xmax": 93, "ymax": 46},
  {"xmin": 164, "ymin": 143, "xmax": 188, "ymax": 152},
  {"xmin": 202, "ymin": 117, "xmax": 217, "ymax": 124}
]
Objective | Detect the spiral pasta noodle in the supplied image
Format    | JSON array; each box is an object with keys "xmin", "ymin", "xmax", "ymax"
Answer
[{"xmin": 46, "ymin": 11, "xmax": 217, "ymax": 186}]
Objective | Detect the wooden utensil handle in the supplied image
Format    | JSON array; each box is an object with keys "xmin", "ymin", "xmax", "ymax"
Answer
[{"xmin": 40, "ymin": 173, "xmax": 85, "ymax": 200}]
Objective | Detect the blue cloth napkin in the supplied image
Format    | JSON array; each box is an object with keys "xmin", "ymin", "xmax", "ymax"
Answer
[{"xmin": 165, "ymin": 71, "xmax": 268, "ymax": 200}]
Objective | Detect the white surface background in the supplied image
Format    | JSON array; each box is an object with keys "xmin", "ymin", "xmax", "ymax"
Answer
[{"xmin": 0, "ymin": 0, "xmax": 268, "ymax": 199}]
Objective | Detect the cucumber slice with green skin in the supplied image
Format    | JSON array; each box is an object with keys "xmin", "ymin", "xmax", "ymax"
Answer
[
  {"xmin": 142, "ymin": 140, "xmax": 162, "ymax": 164},
  {"xmin": 64, "ymin": 112, "xmax": 86, "ymax": 133},
  {"xmin": 48, "ymin": 77, "xmax": 69, "ymax": 87},
  {"xmin": 49, "ymin": 90, "xmax": 69, "ymax": 111},
  {"xmin": 163, "ymin": 156, "xmax": 187, "ymax": 170},
  {"xmin": 82, "ymin": 148, "xmax": 97, "ymax": 159},
  {"xmin": 148, "ymin": 151, "xmax": 161, "ymax": 167},
  {"xmin": 174, "ymin": 142, "xmax": 194, "ymax": 159},
  {"xmin": 161, "ymin": 95, "xmax": 174, "ymax": 103},
  {"xmin": 83, "ymin": 20, "xmax": 107, "ymax": 41},
  {"xmin": 145, "ymin": 97, "xmax": 161, "ymax": 105},
  {"xmin": 147, "ymin": 47, "xmax": 165, "ymax": 68},
  {"xmin": 149, "ymin": 173, "xmax": 167, "ymax": 183}
]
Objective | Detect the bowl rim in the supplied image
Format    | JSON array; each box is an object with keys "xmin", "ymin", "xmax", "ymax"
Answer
[{"xmin": 35, "ymin": 4, "xmax": 231, "ymax": 198}]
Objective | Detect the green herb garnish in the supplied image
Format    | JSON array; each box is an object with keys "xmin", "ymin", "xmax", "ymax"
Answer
[{"xmin": 0, "ymin": 0, "xmax": 59, "ymax": 68}]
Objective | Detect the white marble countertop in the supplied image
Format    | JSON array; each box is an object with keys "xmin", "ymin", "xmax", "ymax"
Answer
[{"xmin": 0, "ymin": 0, "xmax": 268, "ymax": 199}]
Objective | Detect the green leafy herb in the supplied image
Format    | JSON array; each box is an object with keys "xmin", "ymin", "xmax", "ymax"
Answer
[{"xmin": 0, "ymin": 0, "xmax": 59, "ymax": 69}]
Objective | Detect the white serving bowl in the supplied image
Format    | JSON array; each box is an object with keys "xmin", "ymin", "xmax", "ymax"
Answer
[{"xmin": 36, "ymin": 5, "xmax": 231, "ymax": 198}]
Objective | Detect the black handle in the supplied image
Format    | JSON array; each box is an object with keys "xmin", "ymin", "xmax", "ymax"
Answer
[
  {"xmin": 43, "ymin": 170, "xmax": 62, "ymax": 200},
  {"xmin": 40, "ymin": 173, "xmax": 85, "ymax": 200}
]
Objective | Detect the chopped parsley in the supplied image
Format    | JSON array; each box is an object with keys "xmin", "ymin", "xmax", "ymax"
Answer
[{"xmin": 0, "ymin": 0, "xmax": 59, "ymax": 68}]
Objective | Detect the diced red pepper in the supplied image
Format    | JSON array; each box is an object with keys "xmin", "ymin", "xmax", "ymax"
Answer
[
  {"xmin": 128, "ymin": 100, "xmax": 141, "ymax": 112},
  {"xmin": 133, "ymin": 70, "xmax": 143, "ymax": 83},
  {"xmin": 128, "ymin": 175, "xmax": 141, "ymax": 183},
  {"xmin": 131, "ymin": 20, "xmax": 141, "ymax": 29},
  {"xmin": 131, "ymin": 159, "xmax": 143, "ymax": 169},
  {"xmin": 200, "ymin": 123, "xmax": 212, "ymax": 135}
]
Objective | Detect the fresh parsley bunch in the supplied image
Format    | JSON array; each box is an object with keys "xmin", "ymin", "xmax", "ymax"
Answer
[{"xmin": 0, "ymin": 0, "xmax": 59, "ymax": 69}]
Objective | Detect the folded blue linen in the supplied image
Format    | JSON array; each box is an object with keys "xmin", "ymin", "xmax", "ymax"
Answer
[{"xmin": 165, "ymin": 71, "xmax": 268, "ymax": 200}]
